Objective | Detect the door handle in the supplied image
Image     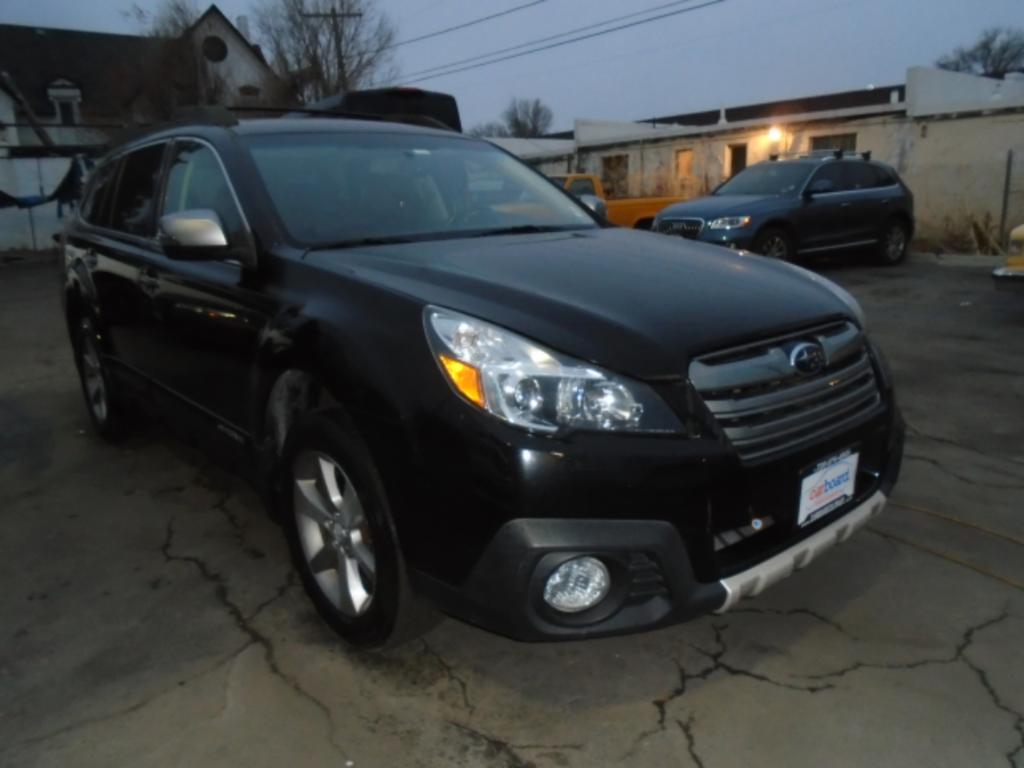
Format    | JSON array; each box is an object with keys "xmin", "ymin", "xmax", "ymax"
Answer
[{"xmin": 138, "ymin": 267, "xmax": 160, "ymax": 295}]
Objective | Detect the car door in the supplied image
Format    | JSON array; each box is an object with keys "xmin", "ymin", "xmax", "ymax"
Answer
[
  {"xmin": 792, "ymin": 162, "xmax": 855, "ymax": 253},
  {"xmin": 73, "ymin": 142, "xmax": 169, "ymax": 386},
  {"xmin": 143, "ymin": 138, "xmax": 273, "ymax": 438},
  {"xmin": 843, "ymin": 163, "xmax": 890, "ymax": 245}
]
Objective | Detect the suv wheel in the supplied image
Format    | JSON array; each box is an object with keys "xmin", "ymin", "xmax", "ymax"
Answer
[
  {"xmin": 74, "ymin": 316, "xmax": 125, "ymax": 440},
  {"xmin": 878, "ymin": 220, "xmax": 909, "ymax": 265},
  {"xmin": 279, "ymin": 408, "xmax": 431, "ymax": 648},
  {"xmin": 753, "ymin": 228, "xmax": 794, "ymax": 260}
]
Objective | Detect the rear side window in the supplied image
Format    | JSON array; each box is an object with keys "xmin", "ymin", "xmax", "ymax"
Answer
[
  {"xmin": 81, "ymin": 162, "xmax": 118, "ymax": 226},
  {"xmin": 111, "ymin": 143, "xmax": 166, "ymax": 236},
  {"xmin": 567, "ymin": 178, "xmax": 596, "ymax": 196},
  {"xmin": 847, "ymin": 164, "xmax": 889, "ymax": 190},
  {"xmin": 162, "ymin": 141, "xmax": 244, "ymax": 241}
]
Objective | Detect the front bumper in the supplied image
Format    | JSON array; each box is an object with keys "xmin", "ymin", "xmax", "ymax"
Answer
[{"xmin": 993, "ymin": 266, "xmax": 1024, "ymax": 291}]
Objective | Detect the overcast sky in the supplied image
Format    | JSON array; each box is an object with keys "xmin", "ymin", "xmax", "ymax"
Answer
[{"xmin": 3, "ymin": 0, "xmax": 1022, "ymax": 129}]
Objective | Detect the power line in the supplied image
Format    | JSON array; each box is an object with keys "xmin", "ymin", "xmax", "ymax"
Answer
[
  {"xmin": 402, "ymin": 0, "xmax": 707, "ymax": 80},
  {"xmin": 387, "ymin": 0, "xmax": 547, "ymax": 51},
  {"xmin": 403, "ymin": 0, "xmax": 726, "ymax": 84}
]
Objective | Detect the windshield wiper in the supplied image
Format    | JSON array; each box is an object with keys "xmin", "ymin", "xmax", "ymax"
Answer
[
  {"xmin": 307, "ymin": 235, "xmax": 418, "ymax": 251},
  {"xmin": 467, "ymin": 225, "xmax": 582, "ymax": 238}
]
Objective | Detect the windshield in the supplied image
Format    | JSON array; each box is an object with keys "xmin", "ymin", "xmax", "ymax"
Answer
[
  {"xmin": 244, "ymin": 131, "xmax": 596, "ymax": 246},
  {"xmin": 714, "ymin": 162, "xmax": 812, "ymax": 196}
]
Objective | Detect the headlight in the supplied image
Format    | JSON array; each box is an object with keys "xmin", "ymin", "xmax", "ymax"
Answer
[
  {"xmin": 708, "ymin": 216, "xmax": 752, "ymax": 230},
  {"xmin": 424, "ymin": 307, "xmax": 683, "ymax": 434}
]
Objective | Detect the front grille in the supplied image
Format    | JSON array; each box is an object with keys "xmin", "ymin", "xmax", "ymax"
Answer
[
  {"xmin": 658, "ymin": 217, "xmax": 703, "ymax": 239},
  {"xmin": 689, "ymin": 322, "xmax": 884, "ymax": 463}
]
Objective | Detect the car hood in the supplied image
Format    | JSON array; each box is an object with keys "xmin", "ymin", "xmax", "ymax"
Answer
[
  {"xmin": 305, "ymin": 228, "xmax": 855, "ymax": 379},
  {"xmin": 658, "ymin": 194, "xmax": 789, "ymax": 220}
]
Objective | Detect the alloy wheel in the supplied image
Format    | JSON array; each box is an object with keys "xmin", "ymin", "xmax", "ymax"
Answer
[
  {"xmin": 292, "ymin": 451, "xmax": 376, "ymax": 617},
  {"xmin": 80, "ymin": 333, "xmax": 108, "ymax": 424},
  {"xmin": 885, "ymin": 225, "xmax": 907, "ymax": 262},
  {"xmin": 761, "ymin": 234, "xmax": 790, "ymax": 259}
]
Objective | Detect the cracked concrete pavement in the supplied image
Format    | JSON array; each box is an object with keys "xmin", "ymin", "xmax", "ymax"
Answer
[{"xmin": 1, "ymin": 254, "xmax": 1022, "ymax": 767}]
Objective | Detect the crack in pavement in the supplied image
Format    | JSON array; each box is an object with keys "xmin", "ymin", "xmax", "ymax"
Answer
[
  {"xmin": 904, "ymin": 421, "xmax": 1024, "ymax": 469},
  {"xmin": 904, "ymin": 453, "xmax": 1024, "ymax": 490},
  {"xmin": 8, "ymin": 641, "xmax": 254, "ymax": 751},
  {"xmin": 676, "ymin": 716, "xmax": 705, "ymax": 768},
  {"xmin": 160, "ymin": 517, "xmax": 349, "ymax": 762},
  {"xmin": 420, "ymin": 639, "xmax": 474, "ymax": 713},
  {"xmin": 246, "ymin": 569, "xmax": 297, "ymax": 622},
  {"xmin": 866, "ymin": 528, "xmax": 1024, "ymax": 591},
  {"xmin": 629, "ymin": 622, "xmax": 832, "ymax": 753},
  {"xmin": 803, "ymin": 610, "xmax": 1023, "ymax": 767},
  {"xmin": 447, "ymin": 721, "xmax": 533, "ymax": 768},
  {"xmin": 728, "ymin": 606, "xmax": 855, "ymax": 639}
]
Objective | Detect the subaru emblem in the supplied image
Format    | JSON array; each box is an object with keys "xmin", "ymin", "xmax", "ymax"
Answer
[{"xmin": 789, "ymin": 342, "xmax": 826, "ymax": 375}]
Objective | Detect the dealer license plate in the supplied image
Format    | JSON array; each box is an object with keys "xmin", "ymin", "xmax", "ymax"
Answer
[{"xmin": 798, "ymin": 450, "xmax": 859, "ymax": 527}]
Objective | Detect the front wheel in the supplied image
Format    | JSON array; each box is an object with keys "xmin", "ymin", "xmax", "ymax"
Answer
[
  {"xmin": 279, "ymin": 409, "xmax": 430, "ymax": 648},
  {"xmin": 73, "ymin": 316, "xmax": 126, "ymax": 441},
  {"xmin": 878, "ymin": 220, "xmax": 910, "ymax": 265},
  {"xmin": 752, "ymin": 228, "xmax": 795, "ymax": 260}
]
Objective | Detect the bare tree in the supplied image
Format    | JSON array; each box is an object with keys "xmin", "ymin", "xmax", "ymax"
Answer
[
  {"xmin": 470, "ymin": 98, "xmax": 553, "ymax": 138},
  {"xmin": 501, "ymin": 98, "xmax": 553, "ymax": 137},
  {"xmin": 255, "ymin": 0, "xmax": 397, "ymax": 101},
  {"xmin": 123, "ymin": 0, "xmax": 200, "ymax": 37},
  {"xmin": 467, "ymin": 121, "xmax": 511, "ymax": 138},
  {"xmin": 937, "ymin": 26, "xmax": 1024, "ymax": 79}
]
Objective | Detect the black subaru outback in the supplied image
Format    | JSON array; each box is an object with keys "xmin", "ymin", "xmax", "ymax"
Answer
[
  {"xmin": 655, "ymin": 153, "xmax": 915, "ymax": 264},
  {"xmin": 61, "ymin": 109, "xmax": 903, "ymax": 646}
]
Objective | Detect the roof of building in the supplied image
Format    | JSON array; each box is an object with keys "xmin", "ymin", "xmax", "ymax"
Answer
[
  {"xmin": 544, "ymin": 84, "xmax": 906, "ymax": 139},
  {"xmin": 0, "ymin": 24, "xmax": 165, "ymax": 120},
  {"xmin": 0, "ymin": 5, "xmax": 276, "ymax": 122}
]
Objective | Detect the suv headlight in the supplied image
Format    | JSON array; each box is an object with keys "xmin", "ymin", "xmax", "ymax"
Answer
[
  {"xmin": 424, "ymin": 307, "xmax": 683, "ymax": 434},
  {"xmin": 708, "ymin": 216, "xmax": 752, "ymax": 230}
]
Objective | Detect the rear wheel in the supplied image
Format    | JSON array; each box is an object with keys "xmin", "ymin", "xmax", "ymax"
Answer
[
  {"xmin": 73, "ymin": 316, "xmax": 126, "ymax": 441},
  {"xmin": 878, "ymin": 220, "xmax": 910, "ymax": 265},
  {"xmin": 279, "ymin": 409, "xmax": 431, "ymax": 648},
  {"xmin": 753, "ymin": 228, "xmax": 794, "ymax": 260}
]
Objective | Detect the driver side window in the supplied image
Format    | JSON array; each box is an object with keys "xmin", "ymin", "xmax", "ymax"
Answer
[{"xmin": 162, "ymin": 141, "xmax": 244, "ymax": 242}]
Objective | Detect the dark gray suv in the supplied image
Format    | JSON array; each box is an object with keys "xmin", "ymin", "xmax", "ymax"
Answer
[{"xmin": 654, "ymin": 153, "xmax": 915, "ymax": 264}]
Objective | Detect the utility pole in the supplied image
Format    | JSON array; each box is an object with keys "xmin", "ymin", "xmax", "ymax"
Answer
[{"xmin": 300, "ymin": 5, "xmax": 363, "ymax": 94}]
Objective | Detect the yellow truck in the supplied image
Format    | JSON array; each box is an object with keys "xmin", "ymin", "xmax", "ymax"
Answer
[
  {"xmin": 549, "ymin": 173, "xmax": 684, "ymax": 230},
  {"xmin": 993, "ymin": 223, "xmax": 1024, "ymax": 290}
]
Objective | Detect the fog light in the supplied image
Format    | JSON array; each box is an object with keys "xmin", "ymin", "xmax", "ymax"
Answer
[{"xmin": 543, "ymin": 556, "xmax": 610, "ymax": 613}]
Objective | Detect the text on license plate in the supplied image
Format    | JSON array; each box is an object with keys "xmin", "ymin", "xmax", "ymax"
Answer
[{"xmin": 798, "ymin": 450, "xmax": 859, "ymax": 527}]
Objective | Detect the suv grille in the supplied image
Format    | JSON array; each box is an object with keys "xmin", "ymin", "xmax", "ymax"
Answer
[
  {"xmin": 689, "ymin": 322, "xmax": 883, "ymax": 463},
  {"xmin": 658, "ymin": 218, "xmax": 703, "ymax": 239}
]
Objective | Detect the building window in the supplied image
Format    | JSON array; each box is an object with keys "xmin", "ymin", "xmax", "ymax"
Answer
[
  {"xmin": 57, "ymin": 101, "xmax": 75, "ymax": 126},
  {"xmin": 728, "ymin": 144, "xmax": 747, "ymax": 176},
  {"xmin": 601, "ymin": 154, "xmax": 629, "ymax": 198},
  {"xmin": 47, "ymin": 78, "xmax": 81, "ymax": 127},
  {"xmin": 202, "ymin": 35, "xmax": 229, "ymax": 62},
  {"xmin": 811, "ymin": 133, "xmax": 857, "ymax": 153},
  {"xmin": 675, "ymin": 149, "xmax": 694, "ymax": 182}
]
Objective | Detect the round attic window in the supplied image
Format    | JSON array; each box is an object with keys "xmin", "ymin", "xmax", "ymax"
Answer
[{"xmin": 202, "ymin": 35, "xmax": 228, "ymax": 62}]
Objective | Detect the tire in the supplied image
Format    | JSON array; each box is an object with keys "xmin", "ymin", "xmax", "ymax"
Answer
[
  {"xmin": 877, "ymin": 219, "xmax": 910, "ymax": 265},
  {"xmin": 73, "ymin": 316, "xmax": 126, "ymax": 441},
  {"xmin": 278, "ymin": 407, "xmax": 430, "ymax": 649},
  {"xmin": 752, "ymin": 227, "xmax": 795, "ymax": 260}
]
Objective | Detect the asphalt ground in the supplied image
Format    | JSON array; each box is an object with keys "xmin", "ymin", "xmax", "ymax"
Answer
[{"xmin": 1, "ymin": 253, "xmax": 1022, "ymax": 768}]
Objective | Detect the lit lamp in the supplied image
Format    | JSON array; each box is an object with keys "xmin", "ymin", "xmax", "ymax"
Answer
[{"xmin": 767, "ymin": 126, "xmax": 783, "ymax": 161}]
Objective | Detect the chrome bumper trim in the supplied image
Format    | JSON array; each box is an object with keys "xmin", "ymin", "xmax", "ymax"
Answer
[{"xmin": 715, "ymin": 490, "xmax": 886, "ymax": 613}]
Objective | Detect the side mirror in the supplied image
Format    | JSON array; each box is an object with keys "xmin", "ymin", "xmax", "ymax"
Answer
[
  {"xmin": 805, "ymin": 179, "xmax": 835, "ymax": 197},
  {"xmin": 578, "ymin": 194, "xmax": 608, "ymax": 218},
  {"xmin": 158, "ymin": 209, "xmax": 229, "ymax": 260}
]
